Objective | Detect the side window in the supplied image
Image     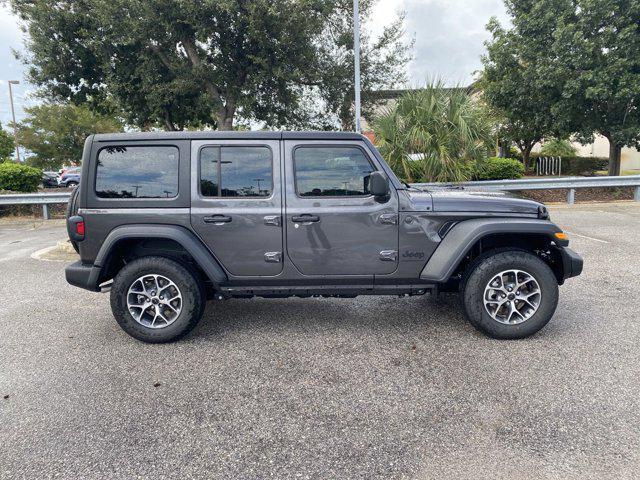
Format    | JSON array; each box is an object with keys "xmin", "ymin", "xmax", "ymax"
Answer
[
  {"xmin": 294, "ymin": 146, "xmax": 375, "ymax": 197},
  {"xmin": 96, "ymin": 146, "xmax": 179, "ymax": 198},
  {"xmin": 200, "ymin": 146, "xmax": 273, "ymax": 197}
]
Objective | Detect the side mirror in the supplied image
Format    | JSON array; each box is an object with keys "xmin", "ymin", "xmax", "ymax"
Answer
[{"xmin": 369, "ymin": 171, "xmax": 390, "ymax": 201}]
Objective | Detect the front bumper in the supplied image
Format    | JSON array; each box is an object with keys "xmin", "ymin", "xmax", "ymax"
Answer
[
  {"xmin": 559, "ymin": 247, "xmax": 583, "ymax": 280},
  {"xmin": 65, "ymin": 261, "xmax": 102, "ymax": 292}
]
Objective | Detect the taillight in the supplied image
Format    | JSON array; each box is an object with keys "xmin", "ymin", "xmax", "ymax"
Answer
[{"xmin": 68, "ymin": 215, "xmax": 85, "ymax": 242}]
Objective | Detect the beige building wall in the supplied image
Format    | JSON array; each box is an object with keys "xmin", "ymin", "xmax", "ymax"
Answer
[
  {"xmin": 533, "ymin": 134, "xmax": 640, "ymax": 171},
  {"xmin": 571, "ymin": 135, "xmax": 640, "ymax": 171}
]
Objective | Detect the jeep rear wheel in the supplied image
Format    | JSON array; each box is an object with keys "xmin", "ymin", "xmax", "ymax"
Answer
[
  {"xmin": 461, "ymin": 250, "xmax": 559, "ymax": 339},
  {"xmin": 110, "ymin": 256, "xmax": 205, "ymax": 343}
]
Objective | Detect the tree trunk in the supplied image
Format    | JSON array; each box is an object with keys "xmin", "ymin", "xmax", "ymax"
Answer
[
  {"xmin": 608, "ymin": 140, "xmax": 622, "ymax": 176},
  {"xmin": 216, "ymin": 99, "xmax": 236, "ymax": 131},
  {"xmin": 163, "ymin": 110, "xmax": 177, "ymax": 131},
  {"xmin": 498, "ymin": 139, "xmax": 510, "ymax": 158},
  {"xmin": 216, "ymin": 111, "xmax": 234, "ymax": 131},
  {"xmin": 522, "ymin": 145, "xmax": 534, "ymax": 173}
]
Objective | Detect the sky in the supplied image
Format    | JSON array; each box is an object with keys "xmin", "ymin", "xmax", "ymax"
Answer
[{"xmin": 0, "ymin": 0, "xmax": 510, "ymax": 126}]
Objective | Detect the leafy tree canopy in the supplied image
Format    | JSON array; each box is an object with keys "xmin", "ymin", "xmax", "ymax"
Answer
[
  {"xmin": 0, "ymin": 123, "xmax": 14, "ymax": 161},
  {"xmin": 483, "ymin": 0, "xmax": 640, "ymax": 175},
  {"xmin": 17, "ymin": 103, "xmax": 123, "ymax": 170},
  {"xmin": 10, "ymin": 0, "xmax": 410, "ymax": 132},
  {"xmin": 481, "ymin": 15, "xmax": 563, "ymax": 169}
]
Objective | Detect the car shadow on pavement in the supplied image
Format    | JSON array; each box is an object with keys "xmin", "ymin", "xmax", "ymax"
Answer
[{"xmin": 190, "ymin": 293, "xmax": 473, "ymax": 341}]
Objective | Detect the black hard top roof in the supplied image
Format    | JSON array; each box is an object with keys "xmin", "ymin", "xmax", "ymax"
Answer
[{"xmin": 93, "ymin": 131, "xmax": 365, "ymax": 142}]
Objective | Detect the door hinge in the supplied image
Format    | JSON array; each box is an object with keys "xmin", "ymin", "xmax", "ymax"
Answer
[
  {"xmin": 264, "ymin": 215, "xmax": 281, "ymax": 227},
  {"xmin": 264, "ymin": 252, "xmax": 283, "ymax": 263},
  {"xmin": 379, "ymin": 213, "xmax": 398, "ymax": 225},
  {"xmin": 379, "ymin": 250, "xmax": 398, "ymax": 262}
]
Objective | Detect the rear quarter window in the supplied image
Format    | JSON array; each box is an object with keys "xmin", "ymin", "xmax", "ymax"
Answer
[{"xmin": 95, "ymin": 146, "xmax": 179, "ymax": 199}]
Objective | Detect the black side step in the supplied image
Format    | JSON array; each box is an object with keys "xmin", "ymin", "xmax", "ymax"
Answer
[{"xmin": 218, "ymin": 284, "xmax": 436, "ymax": 299}]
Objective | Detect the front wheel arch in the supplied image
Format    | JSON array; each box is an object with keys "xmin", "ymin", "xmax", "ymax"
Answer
[{"xmin": 420, "ymin": 218, "xmax": 567, "ymax": 284}]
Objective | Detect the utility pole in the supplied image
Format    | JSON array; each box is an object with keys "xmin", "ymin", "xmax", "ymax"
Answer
[
  {"xmin": 8, "ymin": 80, "xmax": 20, "ymax": 162},
  {"xmin": 353, "ymin": 0, "xmax": 361, "ymax": 133}
]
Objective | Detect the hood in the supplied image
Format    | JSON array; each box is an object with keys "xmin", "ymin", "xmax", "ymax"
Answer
[{"xmin": 408, "ymin": 188, "xmax": 544, "ymax": 215}]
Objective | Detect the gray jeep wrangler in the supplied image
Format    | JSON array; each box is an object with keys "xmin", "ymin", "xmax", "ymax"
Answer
[{"xmin": 65, "ymin": 131, "xmax": 583, "ymax": 343}]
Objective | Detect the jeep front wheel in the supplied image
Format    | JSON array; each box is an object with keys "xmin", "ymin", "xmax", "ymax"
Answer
[
  {"xmin": 460, "ymin": 250, "xmax": 559, "ymax": 339},
  {"xmin": 110, "ymin": 256, "xmax": 205, "ymax": 343}
]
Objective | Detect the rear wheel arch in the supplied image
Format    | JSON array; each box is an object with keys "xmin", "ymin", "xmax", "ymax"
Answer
[{"xmin": 95, "ymin": 225, "xmax": 227, "ymax": 288}]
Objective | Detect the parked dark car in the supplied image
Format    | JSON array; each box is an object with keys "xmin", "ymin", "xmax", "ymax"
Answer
[
  {"xmin": 65, "ymin": 131, "xmax": 583, "ymax": 343},
  {"xmin": 42, "ymin": 171, "xmax": 59, "ymax": 188},
  {"xmin": 59, "ymin": 168, "xmax": 81, "ymax": 188}
]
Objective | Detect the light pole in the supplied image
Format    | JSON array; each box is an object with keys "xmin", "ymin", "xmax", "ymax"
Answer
[
  {"xmin": 253, "ymin": 178, "xmax": 263, "ymax": 194},
  {"xmin": 353, "ymin": 0, "xmax": 361, "ymax": 133},
  {"xmin": 7, "ymin": 80, "xmax": 20, "ymax": 162}
]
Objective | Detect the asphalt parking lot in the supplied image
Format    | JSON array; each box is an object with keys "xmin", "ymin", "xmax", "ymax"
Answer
[{"xmin": 1, "ymin": 203, "xmax": 639, "ymax": 479}]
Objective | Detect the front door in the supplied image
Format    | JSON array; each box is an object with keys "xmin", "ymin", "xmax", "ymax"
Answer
[
  {"xmin": 284, "ymin": 141, "xmax": 399, "ymax": 276},
  {"xmin": 191, "ymin": 139, "xmax": 283, "ymax": 277}
]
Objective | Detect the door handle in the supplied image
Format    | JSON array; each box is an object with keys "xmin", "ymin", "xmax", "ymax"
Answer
[
  {"xmin": 203, "ymin": 215, "xmax": 232, "ymax": 224},
  {"xmin": 292, "ymin": 214, "xmax": 320, "ymax": 223}
]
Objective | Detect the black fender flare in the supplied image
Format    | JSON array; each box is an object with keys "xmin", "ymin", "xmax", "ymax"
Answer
[
  {"xmin": 93, "ymin": 224, "xmax": 228, "ymax": 286},
  {"xmin": 420, "ymin": 218, "xmax": 564, "ymax": 282}
]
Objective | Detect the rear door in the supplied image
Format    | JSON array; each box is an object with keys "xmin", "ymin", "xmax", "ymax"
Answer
[
  {"xmin": 190, "ymin": 139, "xmax": 283, "ymax": 277},
  {"xmin": 284, "ymin": 140, "xmax": 399, "ymax": 276}
]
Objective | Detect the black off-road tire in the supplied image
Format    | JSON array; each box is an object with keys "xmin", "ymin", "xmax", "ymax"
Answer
[
  {"xmin": 110, "ymin": 256, "xmax": 205, "ymax": 343},
  {"xmin": 460, "ymin": 249, "xmax": 559, "ymax": 340},
  {"xmin": 66, "ymin": 187, "xmax": 81, "ymax": 253}
]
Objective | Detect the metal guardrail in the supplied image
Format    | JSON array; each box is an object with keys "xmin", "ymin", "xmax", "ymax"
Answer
[
  {"xmin": 0, "ymin": 191, "xmax": 71, "ymax": 219},
  {"xmin": 0, "ymin": 174, "xmax": 639, "ymax": 219},
  {"xmin": 412, "ymin": 175, "xmax": 640, "ymax": 204}
]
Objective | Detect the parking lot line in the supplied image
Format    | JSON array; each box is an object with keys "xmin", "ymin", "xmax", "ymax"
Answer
[{"xmin": 563, "ymin": 231, "xmax": 610, "ymax": 244}]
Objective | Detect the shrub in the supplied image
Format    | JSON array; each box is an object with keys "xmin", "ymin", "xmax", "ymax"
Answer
[
  {"xmin": 509, "ymin": 152, "xmax": 609, "ymax": 175},
  {"xmin": 473, "ymin": 157, "xmax": 525, "ymax": 181},
  {"xmin": 529, "ymin": 154, "xmax": 608, "ymax": 175},
  {"xmin": 0, "ymin": 162, "xmax": 42, "ymax": 192},
  {"xmin": 540, "ymin": 138, "xmax": 577, "ymax": 157}
]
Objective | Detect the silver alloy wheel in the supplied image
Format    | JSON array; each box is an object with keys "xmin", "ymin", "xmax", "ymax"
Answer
[
  {"xmin": 126, "ymin": 274, "xmax": 183, "ymax": 329},
  {"xmin": 483, "ymin": 269, "xmax": 541, "ymax": 325}
]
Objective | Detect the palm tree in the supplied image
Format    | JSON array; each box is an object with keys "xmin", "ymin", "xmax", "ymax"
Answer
[{"xmin": 373, "ymin": 81, "xmax": 493, "ymax": 182}]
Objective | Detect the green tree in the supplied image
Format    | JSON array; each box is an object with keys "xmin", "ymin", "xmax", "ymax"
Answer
[
  {"xmin": 481, "ymin": 18, "xmax": 560, "ymax": 171},
  {"xmin": 373, "ymin": 82, "xmax": 493, "ymax": 183},
  {"xmin": 16, "ymin": 103, "xmax": 122, "ymax": 170},
  {"xmin": 551, "ymin": 0, "xmax": 640, "ymax": 175},
  {"xmin": 0, "ymin": 123, "xmax": 14, "ymax": 161},
  {"xmin": 10, "ymin": 0, "xmax": 335, "ymax": 131},
  {"xmin": 540, "ymin": 138, "xmax": 577, "ymax": 157},
  {"xmin": 484, "ymin": 0, "xmax": 640, "ymax": 176}
]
